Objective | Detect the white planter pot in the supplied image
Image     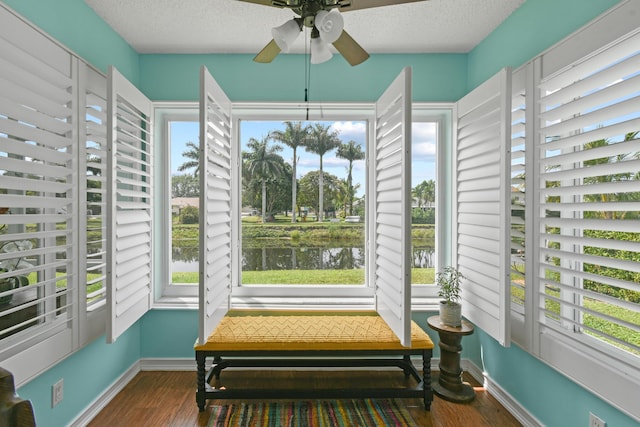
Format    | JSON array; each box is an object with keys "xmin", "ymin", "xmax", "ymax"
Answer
[{"xmin": 439, "ymin": 301, "xmax": 462, "ymax": 327}]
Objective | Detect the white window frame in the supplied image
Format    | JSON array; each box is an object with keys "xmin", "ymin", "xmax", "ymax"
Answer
[
  {"xmin": 154, "ymin": 101, "xmax": 450, "ymax": 309},
  {"xmin": 153, "ymin": 103, "xmax": 200, "ymax": 305}
]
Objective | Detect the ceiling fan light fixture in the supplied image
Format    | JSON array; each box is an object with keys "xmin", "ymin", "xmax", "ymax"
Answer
[
  {"xmin": 310, "ymin": 37, "xmax": 333, "ymax": 64},
  {"xmin": 314, "ymin": 9, "xmax": 343, "ymax": 44},
  {"xmin": 272, "ymin": 19, "xmax": 302, "ymax": 52}
]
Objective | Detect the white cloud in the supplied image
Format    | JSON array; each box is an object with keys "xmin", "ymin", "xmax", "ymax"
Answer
[
  {"xmin": 331, "ymin": 121, "xmax": 367, "ymax": 142},
  {"xmin": 413, "ymin": 141, "xmax": 436, "ymax": 158},
  {"xmin": 412, "ymin": 122, "xmax": 437, "ymax": 140}
]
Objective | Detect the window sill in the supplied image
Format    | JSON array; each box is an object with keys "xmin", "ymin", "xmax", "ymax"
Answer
[{"xmin": 153, "ymin": 295, "xmax": 440, "ymax": 312}]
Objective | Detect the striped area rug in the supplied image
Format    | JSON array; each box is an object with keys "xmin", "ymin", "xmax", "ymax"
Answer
[{"xmin": 207, "ymin": 399, "xmax": 417, "ymax": 426}]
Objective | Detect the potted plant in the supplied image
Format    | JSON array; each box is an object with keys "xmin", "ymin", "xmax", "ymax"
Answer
[{"xmin": 436, "ymin": 266, "xmax": 464, "ymax": 327}]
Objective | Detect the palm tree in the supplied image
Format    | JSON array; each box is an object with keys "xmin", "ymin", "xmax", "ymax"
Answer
[
  {"xmin": 305, "ymin": 123, "xmax": 341, "ymax": 221},
  {"xmin": 177, "ymin": 141, "xmax": 200, "ymax": 177},
  {"xmin": 269, "ymin": 122, "xmax": 311, "ymax": 223},
  {"xmin": 412, "ymin": 179, "xmax": 436, "ymax": 209},
  {"xmin": 336, "ymin": 140, "xmax": 365, "ymax": 216},
  {"xmin": 243, "ymin": 137, "xmax": 283, "ymax": 223}
]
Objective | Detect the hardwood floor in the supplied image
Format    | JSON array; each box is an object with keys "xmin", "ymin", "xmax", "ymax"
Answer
[{"xmin": 87, "ymin": 370, "xmax": 522, "ymax": 427}]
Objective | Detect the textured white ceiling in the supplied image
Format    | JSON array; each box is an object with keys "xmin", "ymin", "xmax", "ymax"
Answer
[{"xmin": 84, "ymin": 0, "xmax": 525, "ymax": 55}]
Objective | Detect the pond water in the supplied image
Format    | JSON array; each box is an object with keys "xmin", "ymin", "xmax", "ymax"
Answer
[{"xmin": 172, "ymin": 245, "xmax": 434, "ymax": 272}]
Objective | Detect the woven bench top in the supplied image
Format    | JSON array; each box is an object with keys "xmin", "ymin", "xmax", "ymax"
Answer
[{"xmin": 195, "ymin": 310, "xmax": 433, "ymax": 351}]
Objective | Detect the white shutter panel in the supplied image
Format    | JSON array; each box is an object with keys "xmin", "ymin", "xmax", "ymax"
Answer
[
  {"xmin": 198, "ymin": 66, "xmax": 232, "ymax": 345},
  {"xmin": 455, "ymin": 67, "xmax": 511, "ymax": 347},
  {"xmin": 509, "ymin": 66, "xmax": 529, "ymax": 347},
  {"xmin": 537, "ymin": 31, "xmax": 640, "ymax": 356},
  {"xmin": 0, "ymin": 6, "xmax": 77, "ymax": 360},
  {"xmin": 106, "ymin": 66, "xmax": 153, "ymax": 343},
  {"xmin": 79, "ymin": 65, "xmax": 108, "ymax": 325},
  {"xmin": 373, "ymin": 67, "xmax": 412, "ymax": 346}
]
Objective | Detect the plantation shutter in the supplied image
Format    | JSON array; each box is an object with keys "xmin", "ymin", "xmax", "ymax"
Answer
[
  {"xmin": 0, "ymin": 6, "xmax": 77, "ymax": 375},
  {"xmin": 372, "ymin": 67, "xmax": 412, "ymax": 346},
  {"xmin": 198, "ymin": 66, "xmax": 233, "ymax": 345},
  {"xmin": 79, "ymin": 64, "xmax": 108, "ymax": 342},
  {"xmin": 106, "ymin": 66, "xmax": 153, "ymax": 343},
  {"xmin": 509, "ymin": 66, "xmax": 529, "ymax": 346},
  {"xmin": 454, "ymin": 68, "xmax": 511, "ymax": 347},
  {"xmin": 536, "ymin": 30, "xmax": 640, "ymax": 356}
]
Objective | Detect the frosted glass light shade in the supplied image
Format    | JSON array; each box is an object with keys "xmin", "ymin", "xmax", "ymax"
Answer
[
  {"xmin": 315, "ymin": 9, "xmax": 343, "ymax": 44},
  {"xmin": 310, "ymin": 38, "xmax": 333, "ymax": 64},
  {"xmin": 272, "ymin": 19, "xmax": 301, "ymax": 52}
]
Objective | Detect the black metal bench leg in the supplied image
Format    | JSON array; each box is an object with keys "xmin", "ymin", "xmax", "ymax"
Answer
[
  {"xmin": 402, "ymin": 354, "xmax": 411, "ymax": 379},
  {"xmin": 196, "ymin": 352, "xmax": 206, "ymax": 412},
  {"xmin": 423, "ymin": 350, "xmax": 432, "ymax": 410},
  {"xmin": 214, "ymin": 356, "xmax": 222, "ymax": 379}
]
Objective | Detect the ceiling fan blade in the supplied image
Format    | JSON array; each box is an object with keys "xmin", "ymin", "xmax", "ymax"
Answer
[
  {"xmin": 235, "ymin": 0, "xmax": 280, "ymax": 7},
  {"xmin": 339, "ymin": 0, "xmax": 427, "ymax": 12},
  {"xmin": 254, "ymin": 39, "xmax": 282, "ymax": 63},
  {"xmin": 332, "ymin": 30, "xmax": 369, "ymax": 66}
]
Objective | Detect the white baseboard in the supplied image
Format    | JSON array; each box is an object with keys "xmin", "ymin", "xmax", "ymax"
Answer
[
  {"xmin": 69, "ymin": 361, "xmax": 141, "ymax": 427},
  {"xmin": 139, "ymin": 357, "xmax": 196, "ymax": 371},
  {"xmin": 482, "ymin": 372, "xmax": 543, "ymax": 427},
  {"xmin": 72, "ymin": 357, "xmax": 538, "ymax": 427}
]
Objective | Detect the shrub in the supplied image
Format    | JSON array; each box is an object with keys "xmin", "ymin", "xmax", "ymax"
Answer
[{"xmin": 180, "ymin": 206, "xmax": 199, "ymax": 224}]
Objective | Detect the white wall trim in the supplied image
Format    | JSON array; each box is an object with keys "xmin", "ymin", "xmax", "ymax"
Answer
[
  {"xmin": 140, "ymin": 357, "xmax": 197, "ymax": 371},
  {"xmin": 69, "ymin": 361, "xmax": 141, "ymax": 427},
  {"xmin": 483, "ymin": 372, "xmax": 543, "ymax": 427},
  {"xmin": 460, "ymin": 359, "xmax": 542, "ymax": 427}
]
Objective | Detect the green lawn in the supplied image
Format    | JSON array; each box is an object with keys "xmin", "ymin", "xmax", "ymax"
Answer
[
  {"xmin": 173, "ymin": 268, "xmax": 434, "ymax": 285},
  {"xmin": 512, "ymin": 286, "xmax": 639, "ymax": 355}
]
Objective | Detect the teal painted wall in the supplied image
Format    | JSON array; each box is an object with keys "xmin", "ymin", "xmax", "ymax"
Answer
[
  {"xmin": 2, "ymin": 0, "xmax": 139, "ymax": 83},
  {"xmin": 467, "ymin": 0, "xmax": 620, "ymax": 91},
  {"xmin": 17, "ymin": 325, "xmax": 141, "ymax": 427},
  {"xmin": 140, "ymin": 310, "xmax": 198, "ymax": 358},
  {"xmin": 5, "ymin": 0, "xmax": 636, "ymax": 426},
  {"xmin": 479, "ymin": 331, "xmax": 638, "ymax": 427},
  {"xmin": 138, "ymin": 53, "xmax": 467, "ymax": 102}
]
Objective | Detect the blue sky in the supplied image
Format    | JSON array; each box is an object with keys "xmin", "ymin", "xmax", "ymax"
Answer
[{"xmin": 170, "ymin": 120, "xmax": 437, "ymax": 197}]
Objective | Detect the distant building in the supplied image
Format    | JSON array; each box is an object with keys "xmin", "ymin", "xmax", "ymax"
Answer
[{"xmin": 171, "ymin": 197, "xmax": 199, "ymax": 215}]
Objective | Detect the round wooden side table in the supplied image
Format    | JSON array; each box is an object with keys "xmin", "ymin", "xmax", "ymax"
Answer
[{"xmin": 427, "ymin": 315, "xmax": 475, "ymax": 403}]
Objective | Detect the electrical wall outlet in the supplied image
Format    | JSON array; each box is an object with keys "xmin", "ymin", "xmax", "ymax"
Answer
[
  {"xmin": 589, "ymin": 412, "xmax": 606, "ymax": 427},
  {"xmin": 52, "ymin": 378, "xmax": 64, "ymax": 407}
]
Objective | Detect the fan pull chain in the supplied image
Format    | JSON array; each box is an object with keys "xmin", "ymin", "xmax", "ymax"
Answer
[{"xmin": 305, "ymin": 31, "xmax": 311, "ymax": 120}]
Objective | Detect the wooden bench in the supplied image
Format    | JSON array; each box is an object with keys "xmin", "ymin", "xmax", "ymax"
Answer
[{"xmin": 194, "ymin": 310, "xmax": 434, "ymax": 411}]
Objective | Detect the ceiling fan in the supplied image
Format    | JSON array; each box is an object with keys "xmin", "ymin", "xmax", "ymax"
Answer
[{"xmin": 238, "ymin": 0, "xmax": 427, "ymax": 66}]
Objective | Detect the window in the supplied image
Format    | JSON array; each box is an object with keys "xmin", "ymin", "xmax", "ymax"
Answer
[
  {"xmin": 0, "ymin": 5, "xmax": 107, "ymax": 384},
  {"xmin": 534, "ymin": 29, "xmax": 639, "ymax": 357},
  {"xmin": 154, "ymin": 106, "xmax": 200, "ymax": 300},
  {"xmin": 502, "ymin": 5, "xmax": 640, "ymax": 418},
  {"xmin": 155, "ymin": 102, "xmax": 449, "ymax": 307},
  {"xmin": 169, "ymin": 120, "xmax": 200, "ymax": 285},
  {"xmin": 239, "ymin": 120, "xmax": 367, "ymax": 288}
]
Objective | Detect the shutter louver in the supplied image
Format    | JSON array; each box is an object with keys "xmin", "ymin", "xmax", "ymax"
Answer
[
  {"xmin": 106, "ymin": 67, "xmax": 153, "ymax": 343},
  {"xmin": 455, "ymin": 68, "xmax": 512, "ymax": 347},
  {"xmin": 373, "ymin": 67, "xmax": 412, "ymax": 346},
  {"xmin": 198, "ymin": 66, "xmax": 232, "ymax": 345}
]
